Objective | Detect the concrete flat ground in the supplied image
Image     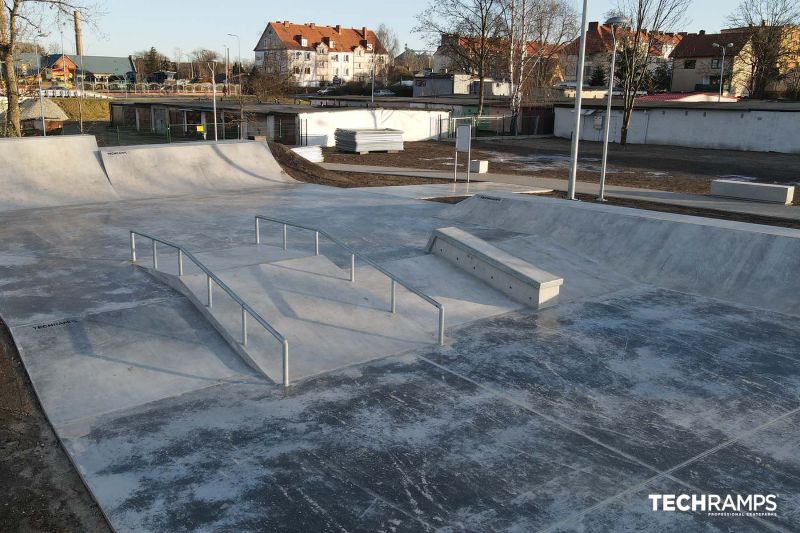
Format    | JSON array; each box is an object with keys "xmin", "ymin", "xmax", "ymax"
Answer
[{"xmin": 1, "ymin": 180, "xmax": 799, "ymax": 531}]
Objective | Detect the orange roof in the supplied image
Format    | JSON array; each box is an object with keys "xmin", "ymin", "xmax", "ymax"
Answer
[
  {"xmin": 266, "ymin": 21, "xmax": 386, "ymax": 54},
  {"xmin": 564, "ymin": 22, "xmax": 685, "ymax": 57}
]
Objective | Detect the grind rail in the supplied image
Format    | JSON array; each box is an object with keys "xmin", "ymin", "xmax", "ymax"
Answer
[
  {"xmin": 129, "ymin": 230, "xmax": 291, "ymax": 387},
  {"xmin": 254, "ymin": 215, "xmax": 445, "ymax": 345}
]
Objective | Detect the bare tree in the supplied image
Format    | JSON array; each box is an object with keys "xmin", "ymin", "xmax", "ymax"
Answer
[
  {"xmin": 613, "ymin": 0, "xmax": 691, "ymax": 145},
  {"xmin": 497, "ymin": 0, "xmax": 576, "ymax": 130},
  {"xmin": 375, "ymin": 24, "xmax": 400, "ymax": 64},
  {"xmin": 1, "ymin": 0, "xmax": 98, "ymax": 136},
  {"xmin": 727, "ymin": 0, "xmax": 800, "ymax": 98},
  {"xmin": 416, "ymin": 0, "xmax": 502, "ymax": 114}
]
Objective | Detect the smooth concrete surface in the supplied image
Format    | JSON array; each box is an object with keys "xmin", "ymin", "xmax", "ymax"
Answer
[
  {"xmin": 2, "ymin": 169, "xmax": 800, "ymax": 531},
  {"xmin": 427, "ymin": 226, "xmax": 563, "ymax": 308},
  {"xmin": 711, "ymin": 179, "xmax": 795, "ymax": 205},
  {"xmin": 440, "ymin": 193, "xmax": 800, "ymax": 316},
  {"xmin": 323, "ymin": 162, "xmax": 800, "ymax": 221},
  {"xmin": 100, "ymin": 140, "xmax": 295, "ymax": 199},
  {"xmin": 0, "ymin": 135, "xmax": 119, "ymax": 211}
]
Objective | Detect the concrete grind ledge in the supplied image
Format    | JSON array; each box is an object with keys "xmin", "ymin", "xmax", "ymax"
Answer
[
  {"xmin": 710, "ymin": 179, "xmax": 795, "ymax": 205},
  {"xmin": 426, "ymin": 226, "xmax": 563, "ymax": 308}
]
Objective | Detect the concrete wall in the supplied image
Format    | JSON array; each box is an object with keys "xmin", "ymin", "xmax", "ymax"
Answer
[
  {"xmin": 297, "ymin": 108, "xmax": 451, "ymax": 146},
  {"xmin": 554, "ymin": 106, "xmax": 800, "ymax": 154}
]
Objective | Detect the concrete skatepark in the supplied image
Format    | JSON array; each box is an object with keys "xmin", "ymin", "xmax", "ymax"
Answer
[{"xmin": 1, "ymin": 135, "xmax": 799, "ymax": 531}]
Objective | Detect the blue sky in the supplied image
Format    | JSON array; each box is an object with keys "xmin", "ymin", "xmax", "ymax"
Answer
[{"xmin": 73, "ymin": 0, "xmax": 738, "ymax": 59}]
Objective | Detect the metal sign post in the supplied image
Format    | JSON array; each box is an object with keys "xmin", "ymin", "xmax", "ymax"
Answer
[{"xmin": 455, "ymin": 124, "xmax": 472, "ymax": 183}]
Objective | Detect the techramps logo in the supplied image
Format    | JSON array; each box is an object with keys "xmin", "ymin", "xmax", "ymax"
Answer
[{"xmin": 648, "ymin": 494, "xmax": 778, "ymax": 517}]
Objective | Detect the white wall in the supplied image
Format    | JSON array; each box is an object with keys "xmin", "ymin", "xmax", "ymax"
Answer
[
  {"xmin": 554, "ymin": 106, "xmax": 800, "ymax": 154},
  {"xmin": 298, "ymin": 108, "xmax": 451, "ymax": 147}
]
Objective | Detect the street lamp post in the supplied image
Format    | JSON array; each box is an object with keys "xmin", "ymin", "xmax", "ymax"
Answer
[
  {"xmin": 598, "ymin": 16, "xmax": 630, "ymax": 202},
  {"xmin": 712, "ymin": 42, "xmax": 733, "ymax": 102},
  {"xmin": 227, "ymin": 33, "xmax": 244, "ymax": 139},
  {"xmin": 208, "ymin": 62, "xmax": 218, "ymax": 141},
  {"xmin": 34, "ymin": 32, "xmax": 49, "ymax": 137},
  {"xmin": 567, "ymin": 0, "xmax": 589, "ymax": 200}
]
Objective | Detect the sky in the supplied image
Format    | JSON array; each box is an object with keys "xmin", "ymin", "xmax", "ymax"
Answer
[{"xmin": 67, "ymin": 0, "xmax": 739, "ymax": 59}]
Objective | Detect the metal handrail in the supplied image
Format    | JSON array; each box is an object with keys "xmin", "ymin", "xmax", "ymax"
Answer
[
  {"xmin": 129, "ymin": 230, "xmax": 291, "ymax": 387},
  {"xmin": 254, "ymin": 215, "xmax": 445, "ymax": 345}
]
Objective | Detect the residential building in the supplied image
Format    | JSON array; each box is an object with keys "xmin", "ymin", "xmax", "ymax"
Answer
[
  {"xmin": 42, "ymin": 54, "xmax": 136, "ymax": 86},
  {"xmin": 412, "ymin": 72, "xmax": 510, "ymax": 97},
  {"xmin": 394, "ymin": 46, "xmax": 432, "ymax": 73},
  {"xmin": 669, "ymin": 30, "xmax": 751, "ymax": 96},
  {"xmin": 561, "ymin": 21, "xmax": 684, "ymax": 84},
  {"xmin": 254, "ymin": 21, "xmax": 389, "ymax": 87}
]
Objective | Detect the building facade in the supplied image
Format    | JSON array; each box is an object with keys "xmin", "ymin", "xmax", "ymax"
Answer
[{"xmin": 254, "ymin": 21, "xmax": 388, "ymax": 87}]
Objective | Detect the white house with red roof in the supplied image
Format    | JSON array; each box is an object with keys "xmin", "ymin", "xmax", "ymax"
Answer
[{"xmin": 254, "ymin": 21, "xmax": 388, "ymax": 87}]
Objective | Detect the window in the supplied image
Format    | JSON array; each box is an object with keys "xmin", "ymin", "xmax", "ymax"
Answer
[
  {"xmin": 367, "ymin": 43, "xmax": 373, "ymax": 50},
  {"xmin": 294, "ymin": 66, "xmax": 300, "ymax": 74},
  {"xmin": 301, "ymin": 38, "xmax": 308, "ymax": 47},
  {"xmin": 684, "ymin": 59, "xmax": 696, "ymax": 69},
  {"xmin": 345, "ymin": 68, "xmax": 349, "ymax": 76},
  {"xmin": 711, "ymin": 58, "xmax": 721, "ymax": 69},
  {"xmin": 304, "ymin": 52, "xmax": 311, "ymax": 61},
  {"xmin": 583, "ymin": 65, "xmax": 592, "ymax": 77},
  {"xmin": 344, "ymin": 55, "xmax": 349, "ymax": 62},
  {"xmin": 295, "ymin": 52, "xmax": 302, "ymax": 60},
  {"xmin": 332, "ymin": 54, "xmax": 339, "ymax": 61},
  {"xmin": 304, "ymin": 67, "xmax": 311, "ymax": 74},
  {"xmin": 334, "ymin": 68, "xmax": 339, "ymax": 75}
]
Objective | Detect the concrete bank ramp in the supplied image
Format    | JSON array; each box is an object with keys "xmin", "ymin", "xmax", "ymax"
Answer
[
  {"xmin": 100, "ymin": 140, "xmax": 295, "ymax": 199},
  {"xmin": 0, "ymin": 135, "xmax": 118, "ymax": 211},
  {"xmin": 439, "ymin": 193, "xmax": 800, "ymax": 317}
]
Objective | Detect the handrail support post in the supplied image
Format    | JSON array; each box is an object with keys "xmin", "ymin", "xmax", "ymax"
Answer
[
  {"xmin": 178, "ymin": 249, "xmax": 184, "ymax": 276},
  {"xmin": 241, "ymin": 306, "xmax": 247, "ymax": 345},
  {"xmin": 130, "ymin": 232, "xmax": 136, "ymax": 262},
  {"xmin": 152, "ymin": 240, "xmax": 158, "ymax": 269},
  {"xmin": 207, "ymin": 275, "xmax": 213, "ymax": 308},
  {"xmin": 255, "ymin": 217, "xmax": 261, "ymax": 244},
  {"xmin": 282, "ymin": 340, "xmax": 290, "ymax": 389},
  {"xmin": 438, "ymin": 306, "xmax": 445, "ymax": 346},
  {"xmin": 283, "ymin": 224, "xmax": 287, "ymax": 251},
  {"xmin": 390, "ymin": 279, "xmax": 396, "ymax": 313},
  {"xmin": 315, "ymin": 231, "xmax": 320, "ymax": 256}
]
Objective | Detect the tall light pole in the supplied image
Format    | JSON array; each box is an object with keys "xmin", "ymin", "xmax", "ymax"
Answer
[
  {"xmin": 208, "ymin": 61, "xmax": 218, "ymax": 141},
  {"xmin": 228, "ymin": 33, "xmax": 244, "ymax": 139},
  {"xmin": 598, "ymin": 16, "xmax": 630, "ymax": 202},
  {"xmin": 567, "ymin": 0, "xmax": 589, "ymax": 200},
  {"xmin": 712, "ymin": 42, "xmax": 733, "ymax": 102},
  {"xmin": 33, "ymin": 32, "xmax": 49, "ymax": 136}
]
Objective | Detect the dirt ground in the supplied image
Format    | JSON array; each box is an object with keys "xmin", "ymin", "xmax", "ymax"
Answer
[
  {"xmin": 322, "ymin": 138, "xmax": 800, "ymax": 196},
  {"xmin": 0, "ymin": 319, "xmax": 110, "ymax": 532}
]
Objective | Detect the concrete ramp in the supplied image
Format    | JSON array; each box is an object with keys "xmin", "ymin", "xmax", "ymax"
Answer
[
  {"xmin": 0, "ymin": 135, "xmax": 118, "ymax": 211},
  {"xmin": 439, "ymin": 193, "xmax": 800, "ymax": 316},
  {"xmin": 100, "ymin": 140, "xmax": 296, "ymax": 199}
]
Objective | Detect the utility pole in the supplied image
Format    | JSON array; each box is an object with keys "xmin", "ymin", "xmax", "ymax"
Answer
[
  {"xmin": 712, "ymin": 42, "xmax": 733, "ymax": 102},
  {"xmin": 228, "ymin": 33, "xmax": 244, "ymax": 139},
  {"xmin": 209, "ymin": 62, "xmax": 218, "ymax": 141},
  {"xmin": 35, "ymin": 32, "xmax": 49, "ymax": 136},
  {"xmin": 567, "ymin": 0, "xmax": 589, "ymax": 200},
  {"xmin": 75, "ymin": 10, "xmax": 84, "ymax": 134}
]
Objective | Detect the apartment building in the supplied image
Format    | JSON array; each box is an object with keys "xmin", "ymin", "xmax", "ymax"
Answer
[{"xmin": 254, "ymin": 21, "xmax": 388, "ymax": 87}]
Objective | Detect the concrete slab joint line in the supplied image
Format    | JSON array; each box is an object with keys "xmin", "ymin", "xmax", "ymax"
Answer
[
  {"xmin": 128, "ymin": 229, "xmax": 290, "ymax": 388},
  {"xmin": 254, "ymin": 214, "xmax": 446, "ymax": 346},
  {"xmin": 426, "ymin": 226, "xmax": 564, "ymax": 308}
]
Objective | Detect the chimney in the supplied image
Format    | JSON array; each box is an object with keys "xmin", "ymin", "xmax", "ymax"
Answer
[
  {"xmin": 761, "ymin": 19, "xmax": 769, "ymax": 27},
  {"xmin": 362, "ymin": 26, "xmax": 368, "ymax": 37},
  {"xmin": 588, "ymin": 21, "xmax": 598, "ymax": 32},
  {"xmin": 282, "ymin": 20, "xmax": 288, "ymax": 27},
  {"xmin": 699, "ymin": 29, "xmax": 705, "ymax": 35},
  {"xmin": 309, "ymin": 22, "xmax": 315, "ymax": 28},
  {"xmin": 74, "ymin": 10, "xmax": 83, "ymax": 56},
  {"xmin": 335, "ymin": 24, "xmax": 341, "ymax": 34}
]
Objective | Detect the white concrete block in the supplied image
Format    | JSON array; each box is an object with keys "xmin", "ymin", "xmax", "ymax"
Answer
[
  {"xmin": 470, "ymin": 160, "xmax": 489, "ymax": 174},
  {"xmin": 710, "ymin": 179, "xmax": 795, "ymax": 205},
  {"xmin": 426, "ymin": 226, "xmax": 563, "ymax": 308}
]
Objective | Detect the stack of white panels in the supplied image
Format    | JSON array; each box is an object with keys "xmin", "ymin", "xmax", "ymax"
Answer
[
  {"xmin": 290, "ymin": 146, "xmax": 324, "ymax": 163},
  {"xmin": 334, "ymin": 129, "xmax": 404, "ymax": 153}
]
